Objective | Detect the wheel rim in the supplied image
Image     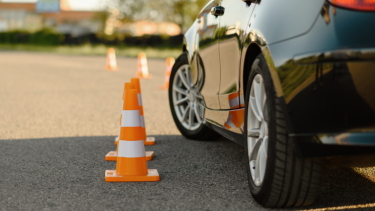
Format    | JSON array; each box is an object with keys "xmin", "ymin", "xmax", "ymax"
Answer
[
  {"xmin": 172, "ymin": 64, "xmax": 204, "ymax": 131},
  {"xmin": 247, "ymin": 74, "xmax": 268, "ymax": 186}
]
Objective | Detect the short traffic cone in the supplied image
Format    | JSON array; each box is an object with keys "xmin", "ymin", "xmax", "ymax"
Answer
[
  {"xmin": 106, "ymin": 82, "xmax": 154, "ymax": 161},
  {"xmin": 105, "ymin": 89, "xmax": 159, "ymax": 182},
  {"xmin": 160, "ymin": 57, "xmax": 175, "ymax": 90},
  {"xmin": 135, "ymin": 52, "xmax": 152, "ymax": 79},
  {"xmin": 106, "ymin": 48, "xmax": 118, "ymax": 71},
  {"xmin": 131, "ymin": 78, "xmax": 155, "ymax": 145}
]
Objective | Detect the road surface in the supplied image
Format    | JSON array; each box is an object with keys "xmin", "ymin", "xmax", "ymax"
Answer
[{"xmin": 0, "ymin": 52, "xmax": 375, "ymax": 210}]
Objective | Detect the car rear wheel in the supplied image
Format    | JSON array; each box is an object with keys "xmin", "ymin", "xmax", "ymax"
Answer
[
  {"xmin": 244, "ymin": 53, "xmax": 322, "ymax": 208},
  {"xmin": 168, "ymin": 52, "xmax": 220, "ymax": 140}
]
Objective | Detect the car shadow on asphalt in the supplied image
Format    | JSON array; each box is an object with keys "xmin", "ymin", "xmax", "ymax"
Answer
[{"xmin": 297, "ymin": 167, "xmax": 375, "ymax": 210}]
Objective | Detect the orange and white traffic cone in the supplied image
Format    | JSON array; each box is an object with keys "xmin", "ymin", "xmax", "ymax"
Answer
[
  {"xmin": 135, "ymin": 52, "xmax": 152, "ymax": 79},
  {"xmin": 160, "ymin": 57, "xmax": 175, "ymax": 90},
  {"xmin": 106, "ymin": 48, "xmax": 118, "ymax": 71},
  {"xmin": 105, "ymin": 88, "xmax": 159, "ymax": 182},
  {"xmin": 114, "ymin": 83, "xmax": 127, "ymax": 145},
  {"xmin": 105, "ymin": 82, "xmax": 154, "ymax": 161},
  {"xmin": 131, "ymin": 78, "xmax": 155, "ymax": 145}
]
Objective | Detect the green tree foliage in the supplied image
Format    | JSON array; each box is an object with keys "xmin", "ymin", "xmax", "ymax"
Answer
[{"xmin": 96, "ymin": 0, "xmax": 210, "ymax": 32}]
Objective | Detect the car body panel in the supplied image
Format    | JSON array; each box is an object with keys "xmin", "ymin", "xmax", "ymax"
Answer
[
  {"xmin": 194, "ymin": 0, "xmax": 221, "ymax": 109},
  {"xmin": 182, "ymin": 0, "xmax": 375, "ymax": 158},
  {"xmin": 218, "ymin": 1, "xmax": 254, "ymax": 109}
]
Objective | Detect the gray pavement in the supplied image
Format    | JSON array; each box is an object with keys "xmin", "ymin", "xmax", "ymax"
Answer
[{"xmin": 1, "ymin": 52, "xmax": 375, "ymax": 210}]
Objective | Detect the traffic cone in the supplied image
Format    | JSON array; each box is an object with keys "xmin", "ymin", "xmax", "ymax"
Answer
[
  {"xmin": 106, "ymin": 82, "xmax": 154, "ymax": 161},
  {"xmin": 105, "ymin": 89, "xmax": 159, "ymax": 182},
  {"xmin": 131, "ymin": 78, "xmax": 155, "ymax": 145},
  {"xmin": 106, "ymin": 48, "xmax": 118, "ymax": 71},
  {"xmin": 160, "ymin": 57, "xmax": 175, "ymax": 90},
  {"xmin": 135, "ymin": 52, "xmax": 152, "ymax": 79},
  {"xmin": 114, "ymin": 83, "xmax": 126, "ymax": 145}
]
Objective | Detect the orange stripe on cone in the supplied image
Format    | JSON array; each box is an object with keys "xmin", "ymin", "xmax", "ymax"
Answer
[
  {"xmin": 131, "ymin": 78, "xmax": 155, "ymax": 145},
  {"xmin": 106, "ymin": 89, "xmax": 159, "ymax": 182},
  {"xmin": 116, "ymin": 157, "xmax": 148, "ymax": 176}
]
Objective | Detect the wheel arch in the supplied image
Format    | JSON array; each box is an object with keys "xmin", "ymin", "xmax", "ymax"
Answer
[{"xmin": 242, "ymin": 43, "xmax": 262, "ymax": 96}]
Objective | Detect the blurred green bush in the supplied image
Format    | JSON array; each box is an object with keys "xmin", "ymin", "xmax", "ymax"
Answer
[
  {"xmin": 0, "ymin": 30, "xmax": 182, "ymax": 48},
  {"xmin": 0, "ymin": 29, "xmax": 63, "ymax": 46}
]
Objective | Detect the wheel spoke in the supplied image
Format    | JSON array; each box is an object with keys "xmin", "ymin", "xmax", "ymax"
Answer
[
  {"xmin": 249, "ymin": 138, "xmax": 262, "ymax": 161},
  {"xmin": 255, "ymin": 146, "xmax": 262, "ymax": 185},
  {"xmin": 262, "ymin": 136, "xmax": 268, "ymax": 157},
  {"xmin": 196, "ymin": 94, "xmax": 203, "ymax": 99},
  {"xmin": 173, "ymin": 85, "xmax": 188, "ymax": 95},
  {"xmin": 193, "ymin": 104, "xmax": 202, "ymax": 124},
  {"xmin": 178, "ymin": 70, "xmax": 190, "ymax": 90},
  {"xmin": 174, "ymin": 97, "xmax": 189, "ymax": 106},
  {"xmin": 185, "ymin": 65, "xmax": 192, "ymax": 86},
  {"xmin": 253, "ymin": 79, "xmax": 264, "ymax": 120},
  {"xmin": 180, "ymin": 105, "xmax": 190, "ymax": 122},
  {"xmin": 258, "ymin": 139, "xmax": 267, "ymax": 183},
  {"xmin": 248, "ymin": 128, "xmax": 260, "ymax": 138},
  {"xmin": 188, "ymin": 104, "xmax": 194, "ymax": 129},
  {"xmin": 250, "ymin": 96, "xmax": 262, "ymax": 122}
]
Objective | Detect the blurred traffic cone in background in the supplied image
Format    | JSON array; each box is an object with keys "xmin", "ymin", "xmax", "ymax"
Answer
[
  {"xmin": 105, "ymin": 89, "xmax": 159, "ymax": 182},
  {"xmin": 106, "ymin": 48, "xmax": 118, "ymax": 71},
  {"xmin": 131, "ymin": 78, "xmax": 155, "ymax": 145},
  {"xmin": 106, "ymin": 82, "xmax": 154, "ymax": 161},
  {"xmin": 160, "ymin": 57, "xmax": 175, "ymax": 90},
  {"xmin": 135, "ymin": 52, "xmax": 152, "ymax": 79}
]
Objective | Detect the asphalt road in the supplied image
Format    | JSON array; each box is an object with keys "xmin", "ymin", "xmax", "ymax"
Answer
[{"xmin": 1, "ymin": 52, "xmax": 375, "ymax": 211}]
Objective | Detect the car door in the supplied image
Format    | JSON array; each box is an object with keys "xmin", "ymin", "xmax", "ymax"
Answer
[
  {"xmin": 195, "ymin": 0, "xmax": 222, "ymax": 110},
  {"xmin": 218, "ymin": 0, "xmax": 255, "ymax": 109}
]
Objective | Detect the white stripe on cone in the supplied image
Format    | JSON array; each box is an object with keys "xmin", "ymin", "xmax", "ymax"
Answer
[
  {"xmin": 140, "ymin": 116, "xmax": 145, "ymax": 128},
  {"xmin": 117, "ymin": 140, "xmax": 146, "ymax": 158},
  {"xmin": 121, "ymin": 110, "xmax": 141, "ymax": 127}
]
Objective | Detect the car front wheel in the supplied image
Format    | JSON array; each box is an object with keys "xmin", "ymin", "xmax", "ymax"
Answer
[{"xmin": 168, "ymin": 52, "xmax": 220, "ymax": 140}]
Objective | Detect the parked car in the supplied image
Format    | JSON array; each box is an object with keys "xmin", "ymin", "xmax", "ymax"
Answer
[{"xmin": 168, "ymin": 0, "xmax": 375, "ymax": 208}]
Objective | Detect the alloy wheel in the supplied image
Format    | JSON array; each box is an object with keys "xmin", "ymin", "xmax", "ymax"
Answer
[
  {"xmin": 247, "ymin": 74, "xmax": 268, "ymax": 186},
  {"xmin": 172, "ymin": 64, "xmax": 204, "ymax": 131}
]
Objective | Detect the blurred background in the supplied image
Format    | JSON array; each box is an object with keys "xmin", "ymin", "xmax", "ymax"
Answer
[{"xmin": 0, "ymin": 0, "xmax": 209, "ymax": 58}]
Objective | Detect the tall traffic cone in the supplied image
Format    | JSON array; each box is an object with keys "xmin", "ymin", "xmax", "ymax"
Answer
[
  {"xmin": 105, "ymin": 89, "xmax": 159, "ymax": 182},
  {"xmin": 131, "ymin": 78, "xmax": 155, "ymax": 145},
  {"xmin": 135, "ymin": 52, "xmax": 152, "ymax": 79},
  {"xmin": 114, "ymin": 83, "xmax": 127, "ymax": 145},
  {"xmin": 106, "ymin": 48, "xmax": 118, "ymax": 71},
  {"xmin": 160, "ymin": 57, "xmax": 175, "ymax": 90},
  {"xmin": 106, "ymin": 82, "xmax": 154, "ymax": 161}
]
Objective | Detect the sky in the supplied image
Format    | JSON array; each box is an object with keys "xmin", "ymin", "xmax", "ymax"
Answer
[{"xmin": 1, "ymin": 0, "xmax": 105, "ymax": 11}]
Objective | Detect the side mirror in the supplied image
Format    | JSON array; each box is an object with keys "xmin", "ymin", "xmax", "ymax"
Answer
[
  {"xmin": 211, "ymin": 6, "xmax": 225, "ymax": 17},
  {"xmin": 242, "ymin": 0, "xmax": 261, "ymax": 4}
]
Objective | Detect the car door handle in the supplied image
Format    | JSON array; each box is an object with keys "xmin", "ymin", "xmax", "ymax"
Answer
[{"xmin": 211, "ymin": 6, "xmax": 225, "ymax": 17}]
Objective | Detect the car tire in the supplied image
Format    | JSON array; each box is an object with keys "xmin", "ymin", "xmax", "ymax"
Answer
[
  {"xmin": 244, "ymin": 53, "xmax": 322, "ymax": 208},
  {"xmin": 168, "ymin": 52, "xmax": 220, "ymax": 140}
]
